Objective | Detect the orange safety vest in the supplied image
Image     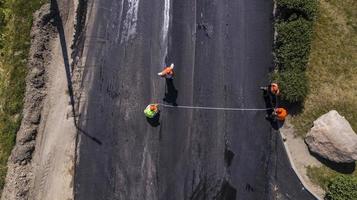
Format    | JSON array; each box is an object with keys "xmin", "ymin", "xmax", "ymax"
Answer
[
  {"xmin": 270, "ymin": 83, "xmax": 280, "ymax": 95},
  {"xmin": 161, "ymin": 67, "xmax": 173, "ymax": 75},
  {"xmin": 275, "ymin": 108, "xmax": 287, "ymax": 121}
]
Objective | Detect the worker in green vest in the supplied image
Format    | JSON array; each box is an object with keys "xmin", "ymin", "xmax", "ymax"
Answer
[{"xmin": 144, "ymin": 104, "xmax": 159, "ymax": 118}]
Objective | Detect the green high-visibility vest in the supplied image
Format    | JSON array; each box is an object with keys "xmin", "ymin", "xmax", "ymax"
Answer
[{"xmin": 144, "ymin": 107, "xmax": 157, "ymax": 118}]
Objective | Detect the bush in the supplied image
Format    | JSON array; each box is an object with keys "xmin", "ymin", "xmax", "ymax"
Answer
[
  {"xmin": 273, "ymin": 0, "xmax": 318, "ymax": 104},
  {"xmin": 276, "ymin": 0, "xmax": 318, "ymax": 20},
  {"xmin": 275, "ymin": 17, "xmax": 313, "ymax": 71},
  {"xmin": 325, "ymin": 175, "xmax": 357, "ymax": 200},
  {"xmin": 272, "ymin": 69, "xmax": 308, "ymax": 103}
]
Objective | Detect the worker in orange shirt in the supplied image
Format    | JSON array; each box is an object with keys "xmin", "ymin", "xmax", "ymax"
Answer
[
  {"xmin": 158, "ymin": 63, "xmax": 174, "ymax": 79},
  {"xmin": 260, "ymin": 83, "xmax": 280, "ymax": 96},
  {"xmin": 266, "ymin": 107, "xmax": 288, "ymax": 122}
]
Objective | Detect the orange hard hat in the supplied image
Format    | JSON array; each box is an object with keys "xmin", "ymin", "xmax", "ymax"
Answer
[{"xmin": 150, "ymin": 104, "xmax": 157, "ymax": 111}]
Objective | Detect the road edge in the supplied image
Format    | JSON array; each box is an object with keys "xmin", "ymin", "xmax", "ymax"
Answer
[
  {"xmin": 272, "ymin": 0, "xmax": 321, "ymax": 199},
  {"xmin": 277, "ymin": 129, "xmax": 322, "ymax": 200}
]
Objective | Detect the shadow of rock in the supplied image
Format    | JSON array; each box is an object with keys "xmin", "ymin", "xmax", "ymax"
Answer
[{"xmin": 309, "ymin": 150, "xmax": 356, "ymax": 174}]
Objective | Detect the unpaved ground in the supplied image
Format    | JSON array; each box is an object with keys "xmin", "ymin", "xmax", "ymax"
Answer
[
  {"xmin": 30, "ymin": 33, "xmax": 76, "ymax": 200},
  {"xmin": 280, "ymin": 119, "xmax": 325, "ymax": 198},
  {"xmin": 30, "ymin": 0, "xmax": 78, "ymax": 198},
  {"xmin": 1, "ymin": 1, "xmax": 80, "ymax": 199}
]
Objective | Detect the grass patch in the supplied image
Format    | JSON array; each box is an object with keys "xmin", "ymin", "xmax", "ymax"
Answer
[
  {"xmin": 296, "ymin": 0, "xmax": 357, "ymax": 198},
  {"xmin": 291, "ymin": 0, "xmax": 357, "ymax": 136},
  {"xmin": 0, "ymin": 0, "xmax": 47, "ymax": 190},
  {"xmin": 307, "ymin": 165, "xmax": 357, "ymax": 198},
  {"xmin": 307, "ymin": 165, "xmax": 357, "ymax": 191},
  {"xmin": 325, "ymin": 175, "xmax": 357, "ymax": 200}
]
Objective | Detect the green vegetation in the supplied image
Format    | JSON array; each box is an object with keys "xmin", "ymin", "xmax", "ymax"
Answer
[
  {"xmin": 326, "ymin": 175, "xmax": 357, "ymax": 200},
  {"xmin": 276, "ymin": 0, "xmax": 318, "ymax": 20},
  {"xmin": 308, "ymin": 165, "xmax": 357, "ymax": 200},
  {"xmin": 272, "ymin": 69, "xmax": 308, "ymax": 103},
  {"xmin": 307, "ymin": 166, "xmax": 357, "ymax": 190},
  {"xmin": 291, "ymin": 0, "xmax": 357, "ymax": 136},
  {"xmin": 297, "ymin": 0, "xmax": 357, "ymax": 199},
  {"xmin": 275, "ymin": 18, "xmax": 313, "ymax": 72},
  {"xmin": 273, "ymin": 0, "xmax": 318, "ymax": 103},
  {"xmin": 0, "ymin": 0, "xmax": 47, "ymax": 190}
]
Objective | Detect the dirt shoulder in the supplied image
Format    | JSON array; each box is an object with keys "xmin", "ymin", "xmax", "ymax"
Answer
[{"xmin": 1, "ymin": 0, "xmax": 82, "ymax": 199}]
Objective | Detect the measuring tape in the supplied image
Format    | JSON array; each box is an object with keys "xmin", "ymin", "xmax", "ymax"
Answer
[{"xmin": 159, "ymin": 103, "xmax": 271, "ymax": 111}]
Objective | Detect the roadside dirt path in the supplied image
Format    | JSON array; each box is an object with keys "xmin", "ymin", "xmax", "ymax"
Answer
[
  {"xmin": 280, "ymin": 120, "xmax": 325, "ymax": 198},
  {"xmin": 30, "ymin": 1, "xmax": 78, "ymax": 199},
  {"xmin": 30, "ymin": 29, "xmax": 76, "ymax": 200},
  {"xmin": 1, "ymin": 1, "xmax": 79, "ymax": 200}
]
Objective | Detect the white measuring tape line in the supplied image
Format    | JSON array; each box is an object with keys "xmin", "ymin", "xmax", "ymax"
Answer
[{"xmin": 159, "ymin": 103, "xmax": 271, "ymax": 111}]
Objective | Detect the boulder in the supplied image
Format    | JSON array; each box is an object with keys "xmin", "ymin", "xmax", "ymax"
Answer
[{"xmin": 305, "ymin": 110, "xmax": 357, "ymax": 163}]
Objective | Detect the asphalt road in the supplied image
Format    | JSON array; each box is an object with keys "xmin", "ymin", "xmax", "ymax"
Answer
[{"xmin": 74, "ymin": 0, "xmax": 317, "ymax": 199}]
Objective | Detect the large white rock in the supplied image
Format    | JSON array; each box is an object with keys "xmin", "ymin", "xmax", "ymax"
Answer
[{"xmin": 305, "ymin": 110, "xmax": 357, "ymax": 163}]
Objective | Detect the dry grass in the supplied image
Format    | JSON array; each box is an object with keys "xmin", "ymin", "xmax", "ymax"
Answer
[
  {"xmin": 293, "ymin": 0, "xmax": 357, "ymax": 192},
  {"xmin": 307, "ymin": 165, "xmax": 357, "ymax": 191},
  {"xmin": 291, "ymin": 0, "xmax": 357, "ymax": 136}
]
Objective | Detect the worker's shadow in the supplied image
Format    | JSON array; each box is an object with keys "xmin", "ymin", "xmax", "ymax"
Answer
[
  {"xmin": 163, "ymin": 78, "xmax": 178, "ymax": 106},
  {"xmin": 146, "ymin": 113, "xmax": 160, "ymax": 127},
  {"xmin": 263, "ymin": 94, "xmax": 283, "ymax": 130}
]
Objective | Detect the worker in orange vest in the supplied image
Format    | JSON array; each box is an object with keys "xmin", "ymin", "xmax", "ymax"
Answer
[
  {"xmin": 144, "ymin": 104, "xmax": 159, "ymax": 118},
  {"xmin": 260, "ymin": 83, "xmax": 280, "ymax": 96},
  {"xmin": 266, "ymin": 107, "xmax": 288, "ymax": 122},
  {"xmin": 158, "ymin": 63, "xmax": 174, "ymax": 79},
  {"xmin": 273, "ymin": 107, "xmax": 288, "ymax": 121}
]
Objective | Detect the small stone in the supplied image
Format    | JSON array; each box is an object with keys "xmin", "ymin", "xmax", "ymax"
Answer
[
  {"xmin": 30, "ymin": 112, "xmax": 41, "ymax": 124},
  {"xmin": 20, "ymin": 160, "xmax": 27, "ymax": 166}
]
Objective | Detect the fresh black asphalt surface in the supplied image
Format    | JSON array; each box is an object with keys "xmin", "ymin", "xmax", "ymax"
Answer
[{"xmin": 74, "ymin": 0, "xmax": 317, "ymax": 199}]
